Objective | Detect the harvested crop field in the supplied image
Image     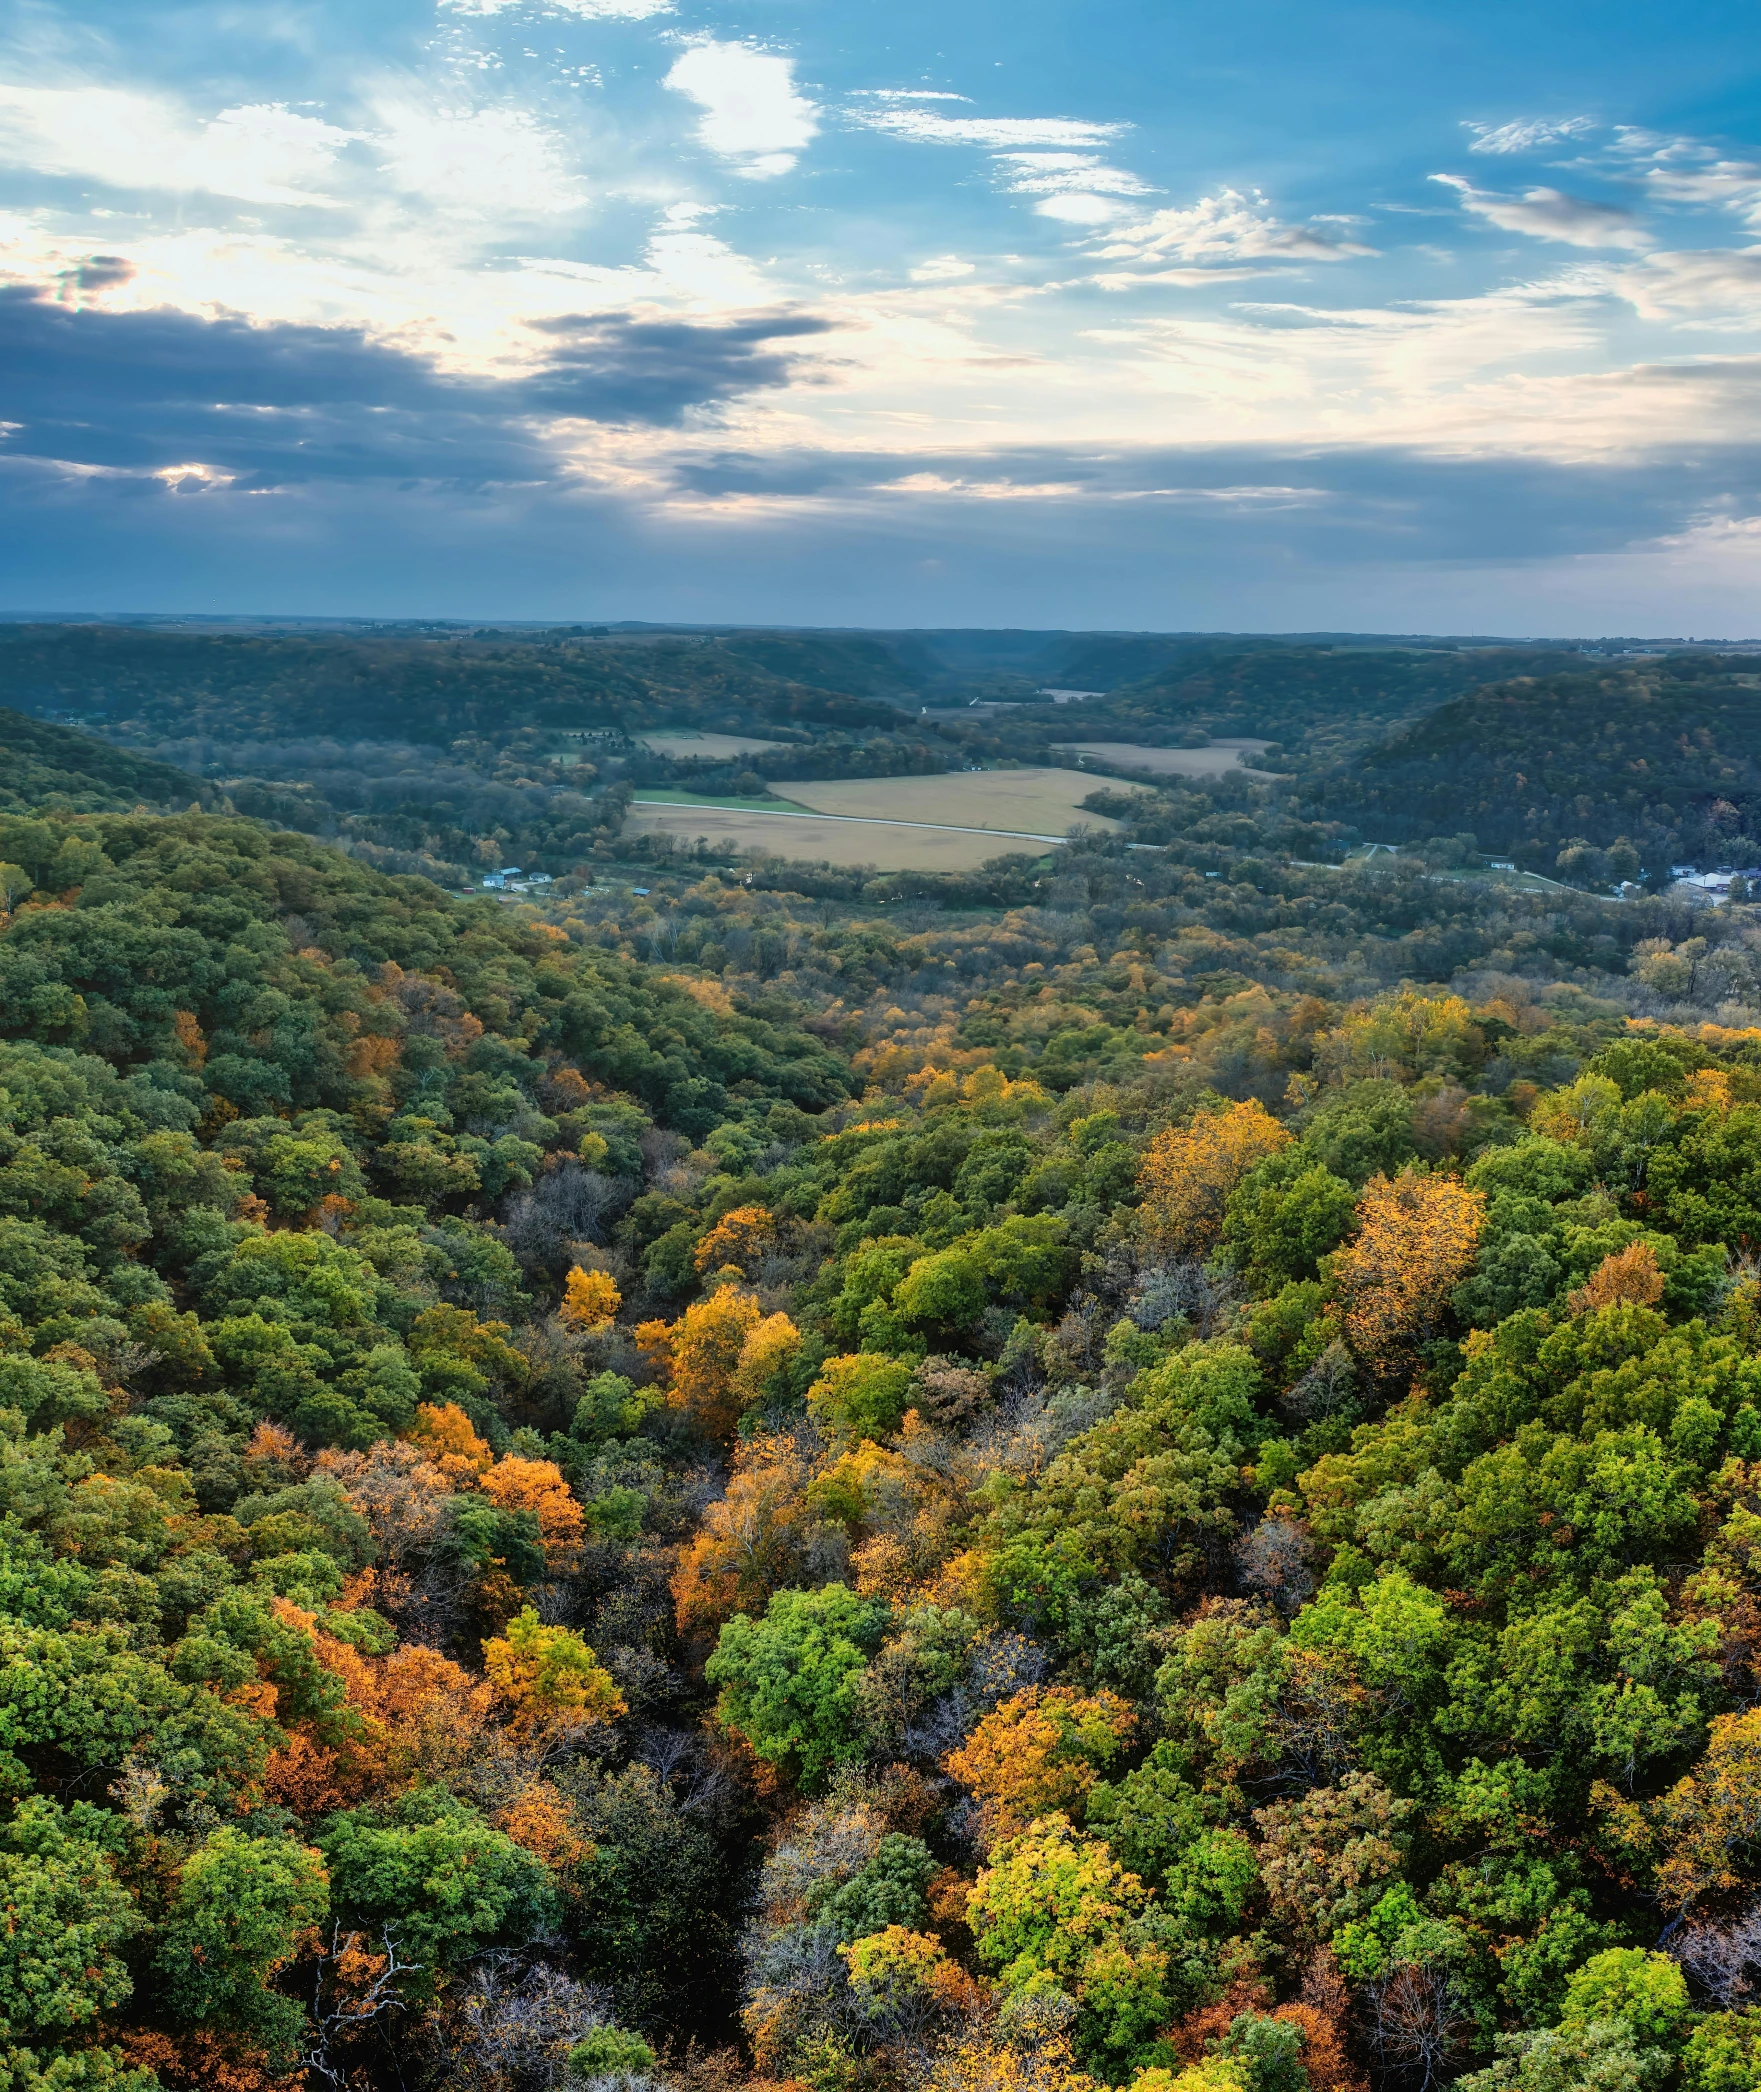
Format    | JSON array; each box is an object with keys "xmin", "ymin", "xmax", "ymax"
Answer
[
  {"xmin": 621, "ymin": 803, "xmax": 1062, "ymax": 871},
  {"xmin": 779, "ymin": 767, "xmax": 1122, "ymax": 834},
  {"xmin": 636, "ymin": 730, "xmax": 789, "ymax": 758},
  {"xmin": 1053, "ymin": 738, "xmax": 1279, "ymax": 779}
]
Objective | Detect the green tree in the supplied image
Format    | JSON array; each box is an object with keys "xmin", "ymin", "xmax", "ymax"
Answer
[
  {"xmin": 318, "ymin": 1787, "xmax": 558, "ymax": 1988},
  {"xmin": 966, "ymin": 1812, "xmax": 1171, "ymax": 2072},
  {"xmin": 1222, "ymin": 1152, "xmax": 1359, "ymax": 1288},
  {"xmin": 706, "ymin": 1584, "xmax": 888, "ymax": 1788},
  {"xmin": 156, "ymin": 1828, "xmax": 329, "ymax": 2059},
  {"xmin": 0, "ymin": 1802, "xmax": 137, "ymax": 2039}
]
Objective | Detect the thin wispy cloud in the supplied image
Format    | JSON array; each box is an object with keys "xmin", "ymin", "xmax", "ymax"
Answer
[
  {"xmin": 443, "ymin": 0, "xmax": 672, "ymax": 15},
  {"xmin": 1431, "ymin": 173, "xmax": 1649, "ymax": 248},
  {"xmin": 1466, "ymin": 116, "xmax": 1597, "ymax": 154},
  {"xmin": 849, "ymin": 104, "xmax": 1124, "ymax": 149},
  {"xmin": 847, "ymin": 95, "xmax": 1142, "ymax": 224}
]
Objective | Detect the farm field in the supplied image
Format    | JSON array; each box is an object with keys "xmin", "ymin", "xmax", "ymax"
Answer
[
  {"xmin": 636, "ymin": 730, "xmax": 789, "ymax": 758},
  {"xmin": 1053, "ymin": 737, "xmax": 1280, "ymax": 778},
  {"xmin": 620, "ymin": 802, "xmax": 1063, "ymax": 870},
  {"xmin": 779, "ymin": 766, "xmax": 1123, "ymax": 833}
]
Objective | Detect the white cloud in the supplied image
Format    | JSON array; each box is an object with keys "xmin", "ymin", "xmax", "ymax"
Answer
[
  {"xmin": 1038, "ymin": 193, "xmax": 1132, "ymax": 225},
  {"xmin": 375, "ymin": 104, "xmax": 583, "ymax": 216},
  {"xmin": 911, "ymin": 255, "xmax": 976, "ymax": 280},
  {"xmin": 0, "ymin": 86, "xmax": 354, "ymax": 205},
  {"xmin": 1603, "ymin": 247, "xmax": 1761, "ymax": 322},
  {"xmin": 664, "ymin": 42, "xmax": 818, "ymax": 179},
  {"xmin": 1090, "ymin": 188, "xmax": 1374, "ymax": 277},
  {"xmin": 851, "ymin": 107, "xmax": 1122, "ymax": 150},
  {"xmin": 878, "ymin": 471, "xmax": 1085, "ymax": 498},
  {"xmin": 1644, "ymin": 161, "xmax": 1761, "ymax": 226},
  {"xmin": 1431, "ymin": 173, "xmax": 1649, "ymax": 248},
  {"xmin": 1465, "ymin": 116, "xmax": 1596, "ymax": 155},
  {"xmin": 992, "ymin": 149, "xmax": 1150, "ymax": 223},
  {"xmin": 847, "ymin": 98, "xmax": 1140, "ymax": 225},
  {"xmin": 443, "ymin": 0, "xmax": 672, "ymax": 14},
  {"xmin": 1597, "ymin": 132, "xmax": 1761, "ymax": 226}
]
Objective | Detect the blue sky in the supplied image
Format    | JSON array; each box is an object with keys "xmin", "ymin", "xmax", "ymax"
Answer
[{"xmin": 2, "ymin": 0, "xmax": 1760, "ymax": 631}]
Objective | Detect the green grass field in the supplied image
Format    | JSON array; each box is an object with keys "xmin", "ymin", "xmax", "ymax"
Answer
[{"xmin": 630, "ymin": 786, "xmax": 808, "ymax": 811}]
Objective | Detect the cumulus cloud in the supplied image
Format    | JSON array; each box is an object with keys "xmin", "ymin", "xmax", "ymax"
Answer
[
  {"xmin": 1431, "ymin": 173, "xmax": 1649, "ymax": 247},
  {"xmin": 664, "ymin": 42, "xmax": 818, "ymax": 178},
  {"xmin": 1089, "ymin": 188, "xmax": 1375, "ymax": 278},
  {"xmin": 1466, "ymin": 116, "xmax": 1597, "ymax": 155},
  {"xmin": 0, "ymin": 86, "xmax": 354, "ymax": 205}
]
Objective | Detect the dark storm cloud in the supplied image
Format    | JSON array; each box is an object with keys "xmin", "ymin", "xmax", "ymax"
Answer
[{"xmin": 0, "ymin": 289, "xmax": 832, "ymax": 487}]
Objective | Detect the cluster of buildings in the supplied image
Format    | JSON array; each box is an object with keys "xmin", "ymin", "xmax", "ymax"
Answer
[
  {"xmin": 1671, "ymin": 865, "xmax": 1761, "ymax": 901},
  {"xmin": 480, "ymin": 865, "xmax": 556, "ymax": 894}
]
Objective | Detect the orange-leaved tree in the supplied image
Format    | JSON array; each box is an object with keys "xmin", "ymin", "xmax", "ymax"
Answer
[
  {"xmin": 671, "ymin": 1432, "xmax": 815, "ymax": 1632},
  {"xmin": 944, "ymin": 1686, "xmax": 1136, "ymax": 1838},
  {"xmin": 480, "ymin": 1455, "xmax": 585, "ymax": 1567},
  {"xmin": 411, "ymin": 1400, "xmax": 494, "ymax": 1482},
  {"xmin": 1641, "ymin": 1706, "xmax": 1761, "ymax": 1911},
  {"xmin": 1568, "ymin": 1239, "xmax": 1665, "ymax": 1317},
  {"xmin": 1330, "ymin": 1167, "xmax": 1485, "ymax": 1379},
  {"xmin": 1138, "ymin": 1100, "xmax": 1292, "ymax": 1259}
]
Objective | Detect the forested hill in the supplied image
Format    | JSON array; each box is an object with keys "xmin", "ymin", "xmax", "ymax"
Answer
[
  {"xmin": 26, "ymin": 638, "xmax": 1761, "ymax": 2092},
  {"xmin": 0, "ymin": 808, "xmax": 851, "ymax": 1133},
  {"xmin": 0, "ymin": 625, "xmax": 911, "ymax": 745},
  {"xmin": 1093, "ymin": 643, "xmax": 1577, "ymax": 761},
  {"xmin": 1305, "ymin": 656, "xmax": 1761, "ymax": 871},
  {"xmin": 0, "ymin": 704, "xmax": 205, "ymax": 814}
]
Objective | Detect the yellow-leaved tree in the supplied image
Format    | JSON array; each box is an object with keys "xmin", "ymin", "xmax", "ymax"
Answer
[
  {"xmin": 559, "ymin": 1266, "xmax": 620, "ymax": 1329},
  {"xmin": 1330, "ymin": 1168, "xmax": 1485, "ymax": 1378},
  {"xmin": 693, "ymin": 1204, "xmax": 775, "ymax": 1275},
  {"xmin": 1138, "ymin": 1100, "xmax": 1292, "ymax": 1259},
  {"xmin": 732, "ymin": 1310, "xmax": 803, "ymax": 1412},
  {"xmin": 665, "ymin": 1287, "xmax": 765, "ymax": 1439},
  {"xmin": 482, "ymin": 1606, "xmax": 626, "ymax": 1736}
]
